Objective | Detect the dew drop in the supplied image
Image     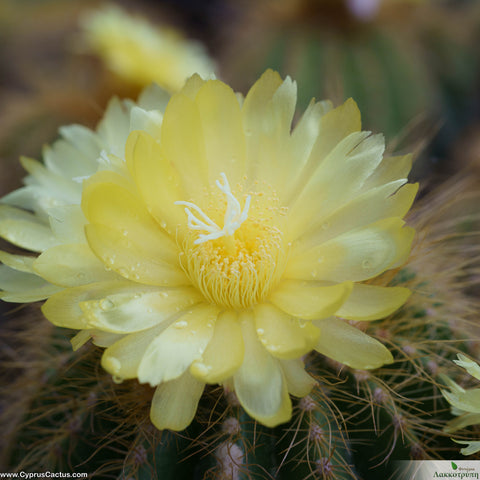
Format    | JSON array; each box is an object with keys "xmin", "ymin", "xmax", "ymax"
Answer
[
  {"xmin": 174, "ymin": 320, "xmax": 188, "ymax": 329},
  {"xmin": 112, "ymin": 375, "xmax": 124, "ymax": 384},
  {"xmin": 160, "ymin": 221, "xmax": 167, "ymax": 229},
  {"xmin": 310, "ymin": 270, "xmax": 318, "ymax": 278},
  {"xmin": 193, "ymin": 363, "xmax": 211, "ymax": 376},
  {"xmin": 100, "ymin": 299, "xmax": 114, "ymax": 311},
  {"xmin": 362, "ymin": 259, "xmax": 372, "ymax": 269},
  {"xmin": 160, "ymin": 291, "xmax": 169, "ymax": 298},
  {"xmin": 317, "ymin": 256, "xmax": 324, "ymax": 264},
  {"xmin": 76, "ymin": 272, "xmax": 86, "ymax": 280},
  {"xmin": 321, "ymin": 222, "xmax": 330, "ymax": 230},
  {"xmin": 256, "ymin": 328, "xmax": 265, "ymax": 336},
  {"xmin": 122, "ymin": 229, "xmax": 128, "ymax": 237}
]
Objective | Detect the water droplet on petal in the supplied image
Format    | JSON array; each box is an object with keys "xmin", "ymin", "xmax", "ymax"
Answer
[
  {"xmin": 100, "ymin": 299, "xmax": 114, "ymax": 311},
  {"xmin": 256, "ymin": 328, "xmax": 265, "ymax": 336},
  {"xmin": 362, "ymin": 259, "xmax": 372, "ymax": 269},
  {"xmin": 112, "ymin": 375, "xmax": 124, "ymax": 384},
  {"xmin": 160, "ymin": 291, "xmax": 169, "ymax": 298},
  {"xmin": 174, "ymin": 320, "xmax": 188, "ymax": 329}
]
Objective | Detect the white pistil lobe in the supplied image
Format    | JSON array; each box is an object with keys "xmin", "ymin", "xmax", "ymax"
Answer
[{"xmin": 175, "ymin": 173, "xmax": 251, "ymax": 245}]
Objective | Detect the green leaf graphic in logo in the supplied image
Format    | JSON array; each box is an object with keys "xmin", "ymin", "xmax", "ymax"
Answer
[{"xmin": 452, "ymin": 462, "xmax": 458, "ymax": 470}]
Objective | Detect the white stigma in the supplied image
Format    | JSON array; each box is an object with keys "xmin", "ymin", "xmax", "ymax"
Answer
[{"xmin": 175, "ymin": 173, "xmax": 251, "ymax": 245}]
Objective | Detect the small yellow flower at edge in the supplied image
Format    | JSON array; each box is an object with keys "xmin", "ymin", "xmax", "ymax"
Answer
[
  {"xmin": 442, "ymin": 354, "xmax": 480, "ymax": 455},
  {"xmin": 0, "ymin": 70, "xmax": 417, "ymax": 431}
]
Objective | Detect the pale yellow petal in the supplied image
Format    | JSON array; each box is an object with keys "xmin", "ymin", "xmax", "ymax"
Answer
[
  {"xmin": 195, "ymin": 80, "xmax": 246, "ymax": 186},
  {"xmin": 179, "ymin": 73, "xmax": 208, "ymax": 100},
  {"xmin": 85, "ymin": 223, "xmax": 187, "ymax": 286},
  {"xmin": 48, "ymin": 205, "xmax": 87, "ymax": 244},
  {"xmin": 125, "ymin": 130, "xmax": 185, "ymax": 236},
  {"xmin": 314, "ymin": 317, "xmax": 393, "ymax": 369},
  {"xmin": 254, "ymin": 304, "xmax": 320, "ymax": 359},
  {"xmin": 243, "ymin": 72, "xmax": 297, "ymax": 191},
  {"xmin": 269, "ymin": 280, "xmax": 353, "ymax": 320},
  {"xmin": 363, "ymin": 154, "xmax": 413, "ymax": 190},
  {"xmin": 41, "ymin": 280, "xmax": 151, "ymax": 329},
  {"xmin": 190, "ymin": 310, "xmax": 244, "ymax": 384},
  {"xmin": 280, "ymin": 358, "xmax": 316, "ymax": 397},
  {"xmin": 34, "ymin": 243, "xmax": 117, "ymax": 287},
  {"xmin": 336, "ymin": 284, "xmax": 411, "ymax": 321},
  {"xmin": 0, "ymin": 265, "xmax": 61, "ymax": 302},
  {"xmin": 82, "ymin": 177, "xmax": 179, "ymax": 265},
  {"xmin": 292, "ymin": 182, "xmax": 418, "ymax": 249},
  {"xmin": 233, "ymin": 312, "xmax": 292, "ymax": 427},
  {"xmin": 138, "ymin": 304, "xmax": 219, "ymax": 385},
  {"xmin": 150, "ymin": 371, "xmax": 204, "ymax": 431},
  {"xmin": 454, "ymin": 354, "xmax": 480, "ymax": 381},
  {"xmin": 0, "ymin": 205, "xmax": 58, "ymax": 252},
  {"xmin": 160, "ymin": 92, "xmax": 209, "ymax": 203},
  {"xmin": 0, "ymin": 251, "xmax": 35, "ymax": 273},
  {"xmin": 287, "ymin": 132, "xmax": 384, "ymax": 235},
  {"xmin": 445, "ymin": 413, "xmax": 480, "ymax": 434},
  {"xmin": 101, "ymin": 321, "xmax": 171, "ymax": 379},
  {"xmin": 442, "ymin": 389, "xmax": 480, "ymax": 414},
  {"xmin": 309, "ymin": 97, "xmax": 362, "ymax": 162},
  {"xmin": 286, "ymin": 218, "xmax": 415, "ymax": 282},
  {"xmin": 81, "ymin": 286, "xmax": 202, "ymax": 333}
]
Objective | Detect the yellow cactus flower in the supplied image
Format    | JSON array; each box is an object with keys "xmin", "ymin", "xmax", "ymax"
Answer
[
  {"xmin": 442, "ymin": 354, "xmax": 480, "ymax": 455},
  {"xmin": 0, "ymin": 71, "xmax": 417, "ymax": 430},
  {"xmin": 81, "ymin": 5, "xmax": 216, "ymax": 92}
]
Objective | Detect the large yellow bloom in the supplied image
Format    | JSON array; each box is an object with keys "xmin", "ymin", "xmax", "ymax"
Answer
[
  {"xmin": 81, "ymin": 5, "xmax": 216, "ymax": 92},
  {"xmin": 0, "ymin": 71, "xmax": 417, "ymax": 430}
]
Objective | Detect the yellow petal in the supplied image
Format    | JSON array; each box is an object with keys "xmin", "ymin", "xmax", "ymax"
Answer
[
  {"xmin": 195, "ymin": 80, "xmax": 246, "ymax": 186},
  {"xmin": 286, "ymin": 218, "xmax": 415, "ymax": 282},
  {"xmin": 454, "ymin": 354, "xmax": 480, "ymax": 382},
  {"xmin": 310, "ymin": 97, "xmax": 362, "ymax": 162},
  {"xmin": 34, "ymin": 243, "xmax": 117, "ymax": 287},
  {"xmin": 161, "ymin": 92, "xmax": 209, "ymax": 203},
  {"xmin": 0, "ymin": 265, "xmax": 61, "ymax": 302},
  {"xmin": 0, "ymin": 251, "xmax": 35, "ymax": 273},
  {"xmin": 314, "ymin": 317, "xmax": 393, "ymax": 369},
  {"xmin": 243, "ymin": 72, "xmax": 297, "ymax": 191},
  {"xmin": 190, "ymin": 310, "xmax": 244, "ymax": 384},
  {"xmin": 269, "ymin": 280, "xmax": 353, "ymax": 320},
  {"xmin": 254, "ymin": 304, "xmax": 320, "ymax": 359},
  {"xmin": 292, "ymin": 182, "xmax": 418, "ymax": 249},
  {"xmin": 41, "ymin": 280, "xmax": 149, "ymax": 329},
  {"xmin": 336, "ymin": 284, "xmax": 411, "ymax": 321},
  {"xmin": 138, "ymin": 304, "xmax": 219, "ymax": 385},
  {"xmin": 280, "ymin": 358, "xmax": 316, "ymax": 397},
  {"xmin": 442, "ymin": 389, "xmax": 480, "ymax": 415},
  {"xmin": 179, "ymin": 73, "xmax": 208, "ymax": 100},
  {"xmin": 125, "ymin": 130, "xmax": 185, "ymax": 236},
  {"xmin": 287, "ymin": 132, "xmax": 384, "ymax": 235},
  {"xmin": 85, "ymin": 223, "xmax": 186, "ymax": 286},
  {"xmin": 233, "ymin": 312, "xmax": 292, "ymax": 427},
  {"xmin": 444, "ymin": 413, "xmax": 480, "ymax": 434},
  {"xmin": 82, "ymin": 177, "xmax": 179, "ymax": 265},
  {"xmin": 101, "ymin": 321, "xmax": 171, "ymax": 379},
  {"xmin": 363, "ymin": 154, "xmax": 413, "ymax": 190},
  {"xmin": 150, "ymin": 371, "xmax": 204, "ymax": 431},
  {"xmin": 81, "ymin": 286, "xmax": 202, "ymax": 333},
  {"xmin": 48, "ymin": 205, "xmax": 87, "ymax": 243},
  {"xmin": 0, "ymin": 205, "xmax": 58, "ymax": 252}
]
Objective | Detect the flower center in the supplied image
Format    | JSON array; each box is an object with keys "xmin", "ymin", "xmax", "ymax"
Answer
[
  {"xmin": 175, "ymin": 173, "xmax": 251, "ymax": 245},
  {"xmin": 175, "ymin": 175, "xmax": 287, "ymax": 310}
]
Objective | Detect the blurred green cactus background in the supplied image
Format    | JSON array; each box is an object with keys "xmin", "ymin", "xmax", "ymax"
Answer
[{"xmin": 1, "ymin": 0, "xmax": 480, "ymax": 479}]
